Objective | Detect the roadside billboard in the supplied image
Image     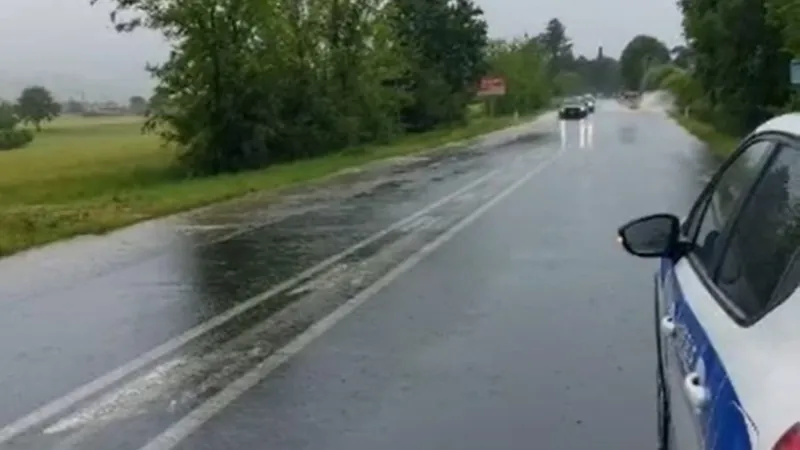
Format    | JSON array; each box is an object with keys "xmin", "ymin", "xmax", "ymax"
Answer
[{"xmin": 477, "ymin": 76, "xmax": 506, "ymax": 97}]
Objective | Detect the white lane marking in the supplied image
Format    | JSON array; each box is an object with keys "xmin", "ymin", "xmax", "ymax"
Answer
[
  {"xmin": 43, "ymin": 357, "xmax": 188, "ymax": 435},
  {"xmin": 413, "ymin": 216, "xmax": 442, "ymax": 231},
  {"xmin": 400, "ymin": 215, "xmax": 439, "ymax": 232},
  {"xmin": 45, "ymin": 205, "xmax": 450, "ymax": 444},
  {"xmin": 136, "ymin": 146, "xmax": 565, "ymax": 450},
  {"xmin": 0, "ymin": 169, "xmax": 500, "ymax": 444},
  {"xmin": 399, "ymin": 215, "xmax": 435, "ymax": 233},
  {"xmin": 288, "ymin": 263, "xmax": 350, "ymax": 296}
]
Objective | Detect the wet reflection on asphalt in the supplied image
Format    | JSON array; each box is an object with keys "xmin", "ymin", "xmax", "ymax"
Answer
[{"xmin": 0, "ymin": 100, "xmax": 729, "ymax": 450}]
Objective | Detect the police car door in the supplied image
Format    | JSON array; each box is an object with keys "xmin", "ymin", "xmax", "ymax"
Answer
[{"xmin": 660, "ymin": 137, "xmax": 776, "ymax": 450}]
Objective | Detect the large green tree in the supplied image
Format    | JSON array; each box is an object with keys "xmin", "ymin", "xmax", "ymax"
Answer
[
  {"xmin": 16, "ymin": 86, "xmax": 61, "ymax": 131},
  {"xmin": 536, "ymin": 18, "xmax": 575, "ymax": 77},
  {"xmin": 676, "ymin": 0, "xmax": 791, "ymax": 133},
  {"xmin": 484, "ymin": 36, "xmax": 551, "ymax": 114},
  {"xmin": 390, "ymin": 0, "xmax": 488, "ymax": 131},
  {"xmin": 619, "ymin": 35, "xmax": 671, "ymax": 91},
  {"xmin": 95, "ymin": 0, "xmax": 489, "ymax": 174}
]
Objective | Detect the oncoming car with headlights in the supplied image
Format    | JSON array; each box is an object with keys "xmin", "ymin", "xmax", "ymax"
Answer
[
  {"xmin": 558, "ymin": 97, "xmax": 588, "ymax": 120},
  {"xmin": 583, "ymin": 94, "xmax": 596, "ymax": 112},
  {"xmin": 617, "ymin": 112, "xmax": 800, "ymax": 450}
]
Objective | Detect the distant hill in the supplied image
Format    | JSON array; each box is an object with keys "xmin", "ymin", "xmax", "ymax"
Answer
[{"xmin": 0, "ymin": 69, "xmax": 155, "ymax": 103}]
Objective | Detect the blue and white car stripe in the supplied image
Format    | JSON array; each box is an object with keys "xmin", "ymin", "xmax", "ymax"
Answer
[{"xmin": 660, "ymin": 258, "xmax": 753, "ymax": 449}]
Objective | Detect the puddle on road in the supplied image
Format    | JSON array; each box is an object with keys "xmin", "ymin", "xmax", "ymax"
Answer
[{"xmin": 180, "ymin": 162, "xmax": 505, "ymax": 320}]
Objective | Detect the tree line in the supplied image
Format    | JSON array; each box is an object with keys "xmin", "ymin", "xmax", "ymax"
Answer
[
  {"xmin": 94, "ymin": 0, "xmax": 619, "ymax": 176},
  {"xmin": 534, "ymin": 18, "xmax": 622, "ymax": 97},
  {"xmin": 648, "ymin": 0, "xmax": 800, "ymax": 135},
  {"xmin": 0, "ymin": 85, "xmax": 152, "ymax": 150},
  {"xmin": 62, "ymin": 96, "xmax": 149, "ymax": 116}
]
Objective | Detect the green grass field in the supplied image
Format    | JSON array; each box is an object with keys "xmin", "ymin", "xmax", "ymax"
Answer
[
  {"xmin": 670, "ymin": 113, "xmax": 739, "ymax": 157},
  {"xmin": 0, "ymin": 112, "xmax": 527, "ymax": 256}
]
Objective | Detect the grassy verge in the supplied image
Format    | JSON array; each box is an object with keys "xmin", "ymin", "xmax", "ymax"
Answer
[
  {"xmin": 0, "ymin": 112, "xmax": 533, "ymax": 256},
  {"xmin": 669, "ymin": 112, "xmax": 739, "ymax": 157}
]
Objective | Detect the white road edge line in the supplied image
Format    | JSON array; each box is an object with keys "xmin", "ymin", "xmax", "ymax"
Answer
[
  {"xmin": 137, "ymin": 147, "xmax": 564, "ymax": 450},
  {"xmin": 0, "ymin": 169, "xmax": 500, "ymax": 444}
]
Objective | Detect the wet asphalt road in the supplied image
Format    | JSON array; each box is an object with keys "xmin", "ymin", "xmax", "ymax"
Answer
[{"xmin": 0, "ymin": 98, "xmax": 724, "ymax": 450}]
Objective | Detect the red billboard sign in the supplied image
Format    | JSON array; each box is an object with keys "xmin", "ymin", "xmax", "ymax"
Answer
[{"xmin": 477, "ymin": 76, "xmax": 506, "ymax": 97}]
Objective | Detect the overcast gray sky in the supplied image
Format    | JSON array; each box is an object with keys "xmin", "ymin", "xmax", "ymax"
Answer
[{"xmin": 0, "ymin": 0, "xmax": 683, "ymax": 100}]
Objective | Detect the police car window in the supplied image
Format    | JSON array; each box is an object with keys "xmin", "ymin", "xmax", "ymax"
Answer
[
  {"xmin": 690, "ymin": 140, "xmax": 774, "ymax": 273},
  {"xmin": 715, "ymin": 143, "xmax": 800, "ymax": 317}
]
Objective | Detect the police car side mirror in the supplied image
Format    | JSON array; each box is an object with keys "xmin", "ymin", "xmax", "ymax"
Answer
[{"xmin": 617, "ymin": 213, "xmax": 681, "ymax": 258}]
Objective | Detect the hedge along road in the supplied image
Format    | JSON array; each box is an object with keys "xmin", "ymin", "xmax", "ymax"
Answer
[{"xmin": 0, "ymin": 100, "xmax": 724, "ymax": 450}]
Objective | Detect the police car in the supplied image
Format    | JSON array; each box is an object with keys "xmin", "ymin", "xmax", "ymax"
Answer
[{"xmin": 617, "ymin": 113, "xmax": 800, "ymax": 450}]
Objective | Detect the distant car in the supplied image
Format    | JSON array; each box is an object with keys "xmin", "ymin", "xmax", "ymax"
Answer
[
  {"xmin": 616, "ymin": 112, "xmax": 800, "ymax": 450},
  {"xmin": 619, "ymin": 91, "xmax": 640, "ymax": 109},
  {"xmin": 582, "ymin": 95, "xmax": 596, "ymax": 113},
  {"xmin": 558, "ymin": 99, "xmax": 588, "ymax": 120},
  {"xmin": 622, "ymin": 90, "xmax": 639, "ymax": 99}
]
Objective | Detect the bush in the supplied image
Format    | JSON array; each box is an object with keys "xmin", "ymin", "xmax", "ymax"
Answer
[
  {"xmin": 661, "ymin": 70, "xmax": 701, "ymax": 108},
  {"xmin": 0, "ymin": 129, "xmax": 34, "ymax": 151},
  {"xmin": 645, "ymin": 64, "xmax": 679, "ymax": 91}
]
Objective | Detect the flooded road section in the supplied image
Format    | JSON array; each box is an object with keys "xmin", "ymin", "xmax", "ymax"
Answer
[
  {"xmin": 0, "ymin": 100, "xmax": 729, "ymax": 450},
  {"xmin": 0, "ymin": 114, "xmax": 559, "ymax": 449}
]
